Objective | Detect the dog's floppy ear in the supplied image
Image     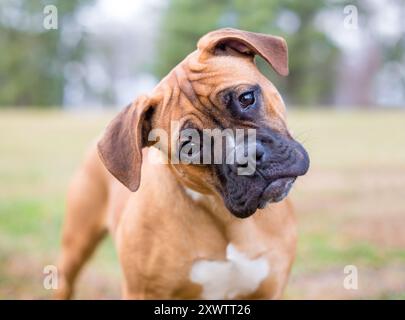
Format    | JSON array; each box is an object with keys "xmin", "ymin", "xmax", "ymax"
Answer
[
  {"xmin": 197, "ymin": 28, "xmax": 288, "ymax": 76},
  {"xmin": 98, "ymin": 95, "xmax": 154, "ymax": 192}
]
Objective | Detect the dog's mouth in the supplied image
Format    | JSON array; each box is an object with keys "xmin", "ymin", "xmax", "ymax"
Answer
[
  {"xmin": 218, "ymin": 175, "xmax": 299, "ymax": 219},
  {"xmin": 257, "ymin": 176, "xmax": 296, "ymax": 209}
]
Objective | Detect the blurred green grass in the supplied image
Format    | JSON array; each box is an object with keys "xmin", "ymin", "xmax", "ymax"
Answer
[{"xmin": 0, "ymin": 108, "xmax": 405, "ymax": 299}]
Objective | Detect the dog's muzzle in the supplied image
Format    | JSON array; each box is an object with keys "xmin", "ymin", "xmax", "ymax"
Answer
[{"xmin": 215, "ymin": 129, "xmax": 310, "ymax": 218}]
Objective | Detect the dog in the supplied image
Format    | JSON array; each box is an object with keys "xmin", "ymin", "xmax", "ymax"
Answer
[{"xmin": 55, "ymin": 28, "xmax": 310, "ymax": 299}]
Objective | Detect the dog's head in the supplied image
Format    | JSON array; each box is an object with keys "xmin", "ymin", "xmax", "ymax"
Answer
[{"xmin": 98, "ymin": 28, "xmax": 309, "ymax": 218}]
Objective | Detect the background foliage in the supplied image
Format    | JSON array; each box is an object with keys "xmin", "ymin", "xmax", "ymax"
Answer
[
  {"xmin": 1, "ymin": 0, "xmax": 404, "ymax": 107},
  {"xmin": 0, "ymin": 0, "xmax": 94, "ymax": 107}
]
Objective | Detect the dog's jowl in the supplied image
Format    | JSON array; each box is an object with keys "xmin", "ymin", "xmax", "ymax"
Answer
[{"xmin": 55, "ymin": 28, "xmax": 309, "ymax": 299}]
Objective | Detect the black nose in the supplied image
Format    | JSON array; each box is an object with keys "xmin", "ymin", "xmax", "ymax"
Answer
[
  {"xmin": 227, "ymin": 131, "xmax": 309, "ymax": 178},
  {"xmin": 255, "ymin": 136, "xmax": 310, "ymax": 179},
  {"xmin": 245, "ymin": 137, "xmax": 309, "ymax": 177}
]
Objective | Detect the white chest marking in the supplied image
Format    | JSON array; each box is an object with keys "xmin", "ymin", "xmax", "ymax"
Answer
[
  {"xmin": 190, "ymin": 244, "xmax": 269, "ymax": 299},
  {"xmin": 184, "ymin": 187, "xmax": 204, "ymax": 202}
]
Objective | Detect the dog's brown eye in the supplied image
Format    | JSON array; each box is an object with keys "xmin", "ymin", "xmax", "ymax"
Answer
[{"xmin": 238, "ymin": 91, "xmax": 255, "ymax": 109}]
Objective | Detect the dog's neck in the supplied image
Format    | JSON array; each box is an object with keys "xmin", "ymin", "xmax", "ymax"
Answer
[
  {"xmin": 181, "ymin": 185, "xmax": 266, "ymax": 242},
  {"xmin": 183, "ymin": 186, "xmax": 229, "ymax": 221},
  {"xmin": 146, "ymin": 147, "xmax": 265, "ymax": 236}
]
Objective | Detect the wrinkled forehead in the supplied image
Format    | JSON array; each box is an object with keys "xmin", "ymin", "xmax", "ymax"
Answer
[{"xmin": 178, "ymin": 52, "xmax": 277, "ymax": 95}]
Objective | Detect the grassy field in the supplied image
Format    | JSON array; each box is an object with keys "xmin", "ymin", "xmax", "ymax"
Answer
[{"xmin": 0, "ymin": 108, "xmax": 405, "ymax": 299}]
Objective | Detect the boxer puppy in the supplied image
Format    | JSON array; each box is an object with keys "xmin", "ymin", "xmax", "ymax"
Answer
[{"xmin": 55, "ymin": 28, "xmax": 309, "ymax": 299}]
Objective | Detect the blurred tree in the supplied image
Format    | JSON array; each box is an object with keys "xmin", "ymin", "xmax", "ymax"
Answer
[
  {"xmin": 0, "ymin": 0, "xmax": 92, "ymax": 107},
  {"xmin": 156, "ymin": 0, "xmax": 357, "ymax": 105}
]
